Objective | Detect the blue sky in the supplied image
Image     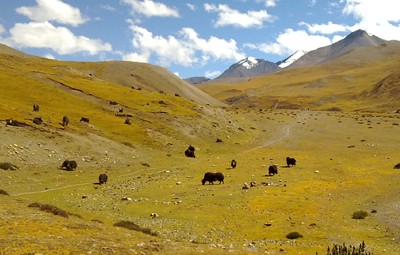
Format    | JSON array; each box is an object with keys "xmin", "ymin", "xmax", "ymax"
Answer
[{"xmin": 0, "ymin": 0, "xmax": 399, "ymax": 79}]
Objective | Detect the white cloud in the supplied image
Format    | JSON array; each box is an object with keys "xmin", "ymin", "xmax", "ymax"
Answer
[
  {"xmin": 341, "ymin": 0, "xmax": 400, "ymax": 40},
  {"xmin": 204, "ymin": 4, "xmax": 275, "ymax": 28},
  {"xmin": 299, "ymin": 21, "xmax": 351, "ymax": 34},
  {"xmin": 127, "ymin": 24, "xmax": 196, "ymax": 67},
  {"xmin": 16, "ymin": 0, "xmax": 87, "ymax": 26},
  {"xmin": 181, "ymin": 27, "xmax": 245, "ymax": 62},
  {"xmin": 186, "ymin": 3, "xmax": 196, "ymax": 11},
  {"xmin": 122, "ymin": 0, "xmax": 179, "ymax": 17},
  {"xmin": 124, "ymin": 25, "xmax": 245, "ymax": 68},
  {"xmin": 123, "ymin": 51, "xmax": 150, "ymax": 63},
  {"xmin": 264, "ymin": 0, "xmax": 279, "ymax": 7},
  {"xmin": 204, "ymin": 70, "xmax": 221, "ymax": 79},
  {"xmin": 4, "ymin": 22, "xmax": 112, "ymax": 55},
  {"xmin": 245, "ymin": 29, "xmax": 332, "ymax": 56}
]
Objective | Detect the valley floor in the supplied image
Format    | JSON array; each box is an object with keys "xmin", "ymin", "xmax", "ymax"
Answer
[{"xmin": 1, "ymin": 109, "xmax": 400, "ymax": 254}]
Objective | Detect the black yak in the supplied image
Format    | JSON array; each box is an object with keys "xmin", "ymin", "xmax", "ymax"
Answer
[
  {"xmin": 33, "ymin": 117, "xmax": 43, "ymax": 125},
  {"xmin": 394, "ymin": 163, "xmax": 400, "ymax": 169},
  {"xmin": 61, "ymin": 160, "xmax": 77, "ymax": 171},
  {"xmin": 98, "ymin": 173, "xmax": 108, "ymax": 184},
  {"xmin": 185, "ymin": 145, "xmax": 196, "ymax": 158},
  {"xmin": 33, "ymin": 104, "xmax": 39, "ymax": 112},
  {"xmin": 202, "ymin": 172, "xmax": 224, "ymax": 185},
  {"xmin": 231, "ymin": 159, "xmax": 237, "ymax": 169},
  {"xmin": 268, "ymin": 164, "xmax": 278, "ymax": 175},
  {"xmin": 286, "ymin": 157, "xmax": 297, "ymax": 167},
  {"xmin": 80, "ymin": 117, "xmax": 89, "ymax": 123},
  {"xmin": 62, "ymin": 116, "xmax": 69, "ymax": 126}
]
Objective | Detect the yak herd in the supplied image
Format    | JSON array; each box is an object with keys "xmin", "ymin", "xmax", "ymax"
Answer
[
  {"xmin": 7, "ymin": 103, "xmax": 300, "ymax": 187},
  {"xmin": 183, "ymin": 145, "xmax": 297, "ymax": 185}
]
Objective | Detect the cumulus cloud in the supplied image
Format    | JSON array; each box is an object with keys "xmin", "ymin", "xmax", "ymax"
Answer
[
  {"xmin": 204, "ymin": 4, "xmax": 275, "ymax": 28},
  {"xmin": 122, "ymin": 0, "xmax": 179, "ymax": 17},
  {"xmin": 341, "ymin": 0, "xmax": 400, "ymax": 40},
  {"xmin": 16, "ymin": 0, "xmax": 87, "ymax": 26},
  {"xmin": 124, "ymin": 24, "xmax": 244, "ymax": 67},
  {"xmin": 4, "ymin": 22, "xmax": 112, "ymax": 55},
  {"xmin": 245, "ymin": 29, "xmax": 332, "ymax": 56},
  {"xmin": 299, "ymin": 21, "xmax": 351, "ymax": 34},
  {"xmin": 127, "ymin": 24, "xmax": 196, "ymax": 66},
  {"xmin": 180, "ymin": 27, "xmax": 245, "ymax": 62}
]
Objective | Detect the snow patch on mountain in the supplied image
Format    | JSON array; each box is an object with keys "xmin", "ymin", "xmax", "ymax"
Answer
[
  {"xmin": 238, "ymin": 57, "xmax": 260, "ymax": 69},
  {"xmin": 277, "ymin": 50, "xmax": 307, "ymax": 68}
]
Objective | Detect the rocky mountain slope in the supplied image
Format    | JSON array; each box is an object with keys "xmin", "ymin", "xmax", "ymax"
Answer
[
  {"xmin": 216, "ymin": 57, "xmax": 280, "ymax": 79},
  {"xmin": 290, "ymin": 29, "xmax": 387, "ymax": 68}
]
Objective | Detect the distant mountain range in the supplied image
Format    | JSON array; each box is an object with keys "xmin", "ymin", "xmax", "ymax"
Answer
[{"xmin": 184, "ymin": 29, "xmax": 387, "ymax": 84}]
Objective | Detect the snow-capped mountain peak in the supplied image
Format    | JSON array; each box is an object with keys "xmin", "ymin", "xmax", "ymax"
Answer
[
  {"xmin": 238, "ymin": 57, "xmax": 260, "ymax": 69},
  {"xmin": 277, "ymin": 50, "xmax": 307, "ymax": 68}
]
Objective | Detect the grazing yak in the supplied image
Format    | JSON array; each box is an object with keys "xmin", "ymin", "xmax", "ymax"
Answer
[
  {"xmin": 124, "ymin": 118, "xmax": 131, "ymax": 125},
  {"xmin": 286, "ymin": 157, "xmax": 297, "ymax": 167},
  {"xmin": 62, "ymin": 116, "xmax": 69, "ymax": 127},
  {"xmin": 61, "ymin": 160, "xmax": 77, "ymax": 171},
  {"xmin": 185, "ymin": 145, "xmax": 196, "ymax": 158},
  {"xmin": 202, "ymin": 172, "xmax": 224, "ymax": 185},
  {"xmin": 33, "ymin": 104, "xmax": 39, "ymax": 112},
  {"xmin": 394, "ymin": 163, "xmax": 400, "ymax": 169},
  {"xmin": 33, "ymin": 117, "xmax": 43, "ymax": 125},
  {"xmin": 268, "ymin": 164, "xmax": 278, "ymax": 175},
  {"xmin": 231, "ymin": 159, "xmax": 237, "ymax": 169},
  {"xmin": 80, "ymin": 117, "xmax": 89, "ymax": 123},
  {"xmin": 98, "ymin": 173, "xmax": 108, "ymax": 184}
]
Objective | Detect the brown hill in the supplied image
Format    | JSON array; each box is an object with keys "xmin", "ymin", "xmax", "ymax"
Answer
[
  {"xmin": 0, "ymin": 43, "xmax": 223, "ymax": 107},
  {"xmin": 366, "ymin": 71, "xmax": 400, "ymax": 100}
]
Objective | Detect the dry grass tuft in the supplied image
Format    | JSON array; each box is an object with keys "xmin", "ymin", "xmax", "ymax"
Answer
[
  {"xmin": 114, "ymin": 220, "xmax": 158, "ymax": 236},
  {"xmin": 0, "ymin": 162, "xmax": 19, "ymax": 171},
  {"xmin": 286, "ymin": 231, "xmax": 303, "ymax": 239},
  {"xmin": 352, "ymin": 210, "xmax": 369, "ymax": 219},
  {"xmin": 28, "ymin": 202, "xmax": 81, "ymax": 218},
  {"xmin": 0, "ymin": 189, "xmax": 9, "ymax": 196},
  {"xmin": 325, "ymin": 241, "xmax": 373, "ymax": 255}
]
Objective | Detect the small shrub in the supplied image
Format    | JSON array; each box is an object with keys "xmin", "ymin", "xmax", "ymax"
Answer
[
  {"xmin": 286, "ymin": 231, "xmax": 303, "ymax": 239},
  {"xmin": 325, "ymin": 241, "xmax": 373, "ymax": 255},
  {"xmin": 0, "ymin": 162, "xmax": 19, "ymax": 170},
  {"xmin": 0, "ymin": 189, "xmax": 9, "ymax": 196},
  {"xmin": 352, "ymin": 210, "xmax": 368, "ymax": 219},
  {"xmin": 114, "ymin": 220, "xmax": 158, "ymax": 236},
  {"xmin": 28, "ymin": 202, "xmax": 69, "ymax": 218}
]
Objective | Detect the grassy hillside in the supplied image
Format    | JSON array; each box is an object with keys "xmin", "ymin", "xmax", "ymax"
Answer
[
  {"xmin": 1, "ymin": 45, "xmax": 400, "ymax": 254},
  {"xmin": 198, "ymin": 42, "xmax": 400, "ymax": 112}
]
